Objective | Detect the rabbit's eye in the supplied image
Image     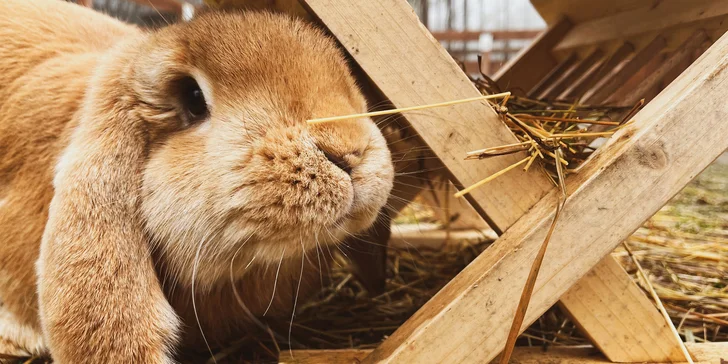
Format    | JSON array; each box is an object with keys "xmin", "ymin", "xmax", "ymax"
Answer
[{"xmin": 178, "ymin": 77, "xmax": 208, "ymax": 122}]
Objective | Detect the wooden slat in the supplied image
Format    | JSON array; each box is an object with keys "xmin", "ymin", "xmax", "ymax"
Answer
[
  {"xmin": 560, "ymin": 255, "xmax": 685, "ymax": 362},
  {"xmin": 492, "ymin": 19, "xmax": 572, "ymax": 95},
  {"xmin": 527, "ymin": 53, "xmax": 578, "ymax": 98},
  {"xmin": 359, "ymin": 28, "xmax": 728, "ymax": 363},
  {"xmin": 583, "ymin": 36, "xmax": 667, "ymax": 105},
  {"xmin": 280, "ymin": 343, "xmax": 728, "ymax": 364},
  {"xmin": 559, "ymin": 42, "xmax": 634, "ymax": 101},
  {"xmin": 538, "ymin": 48, "xmax": 604, "ymax": 100},
  {"xmin": 431, "ymin": 30, "xmax": 542, "ymax": 42},
  {"xmin": 530, "ymin": 0, "xmax": 643, "ymax": 25},
  {"xmin": 616, "ymin": 30, "xmax": 709, "ymax": 106},
  {"xmin": 554, "ymin": 0, "xmax": 728, "ymax": 51},
  {"xmin": 298, "ymin": 0, "xmax": 688, "ymax": 361},
  {"xmin": 280, "ymin": 349, "xmax": 370, "ymax": 364}
]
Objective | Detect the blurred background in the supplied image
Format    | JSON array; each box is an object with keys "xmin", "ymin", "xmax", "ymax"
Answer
[{"xmin": 73, "ymin": 0, "xmax": 545, "ymax": 76}]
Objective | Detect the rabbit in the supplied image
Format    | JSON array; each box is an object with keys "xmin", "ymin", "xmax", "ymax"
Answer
[{"xmin": 0, "ymin": 0, "xmax": 394, "ymax": 362}]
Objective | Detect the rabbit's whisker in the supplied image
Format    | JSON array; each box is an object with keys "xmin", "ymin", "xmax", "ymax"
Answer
[
  {"xmin": 288, "ymin": 238, "xmax": 306, "ymax": 356},
  {"xmin": 263, "ymin": 247, "xmax": 286, "ymax": 316},
  {"xmin": 191, "ymin": 231, "xmax": 217, "ymax": 364}
]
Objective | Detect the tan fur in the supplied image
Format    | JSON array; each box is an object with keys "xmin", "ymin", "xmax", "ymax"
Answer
[{"xmin": 0, "ymin": 1, "xmax": 393, "ymax": 362}]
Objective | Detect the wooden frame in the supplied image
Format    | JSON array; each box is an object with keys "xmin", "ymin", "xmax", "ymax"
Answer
[{"xmin": 270, "ymin": 0, "xmax": 728, "ymax": 362}]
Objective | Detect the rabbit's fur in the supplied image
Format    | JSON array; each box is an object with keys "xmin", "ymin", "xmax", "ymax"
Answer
[{"xmin": 0, "ymin": 0, "xmax": 394, "ymax": 362}]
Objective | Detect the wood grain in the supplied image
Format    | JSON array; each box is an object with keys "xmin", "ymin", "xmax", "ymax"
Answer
[{"xmin": 560, "ymin": 255, "xmax": 685, "ymax": 362}]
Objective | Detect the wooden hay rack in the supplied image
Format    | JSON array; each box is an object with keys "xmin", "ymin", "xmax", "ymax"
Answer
[{"xmin": 223, "ymin": 0, "xmax": 728, "ymax": 362}]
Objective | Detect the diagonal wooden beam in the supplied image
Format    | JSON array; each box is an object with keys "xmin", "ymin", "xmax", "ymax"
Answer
[
  {"xmin": 279, "ymin": 343, "xmax": 728, "ymax": 364},
  {"xmin": 297, "ymin": 0, "xmax": 689, "ymax": 362},
  {"xmin": 358, "ymin": 28, "xmax": 728, "ymax": 363},
  {"xmin": 559, "ymin": 255, "xmax": 686, "ymax": 362}
]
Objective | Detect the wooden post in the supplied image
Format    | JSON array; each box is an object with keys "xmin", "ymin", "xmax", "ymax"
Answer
[{"xmin": 358, "ymin": 28, "xmax": 728, "ymax": 363}]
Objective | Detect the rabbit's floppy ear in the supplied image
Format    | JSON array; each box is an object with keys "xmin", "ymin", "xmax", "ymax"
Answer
[{"xmin": 37, "ymin": 51, "xmax": 180, "ymax": 363}]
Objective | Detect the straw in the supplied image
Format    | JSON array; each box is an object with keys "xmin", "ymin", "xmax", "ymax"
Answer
[{"xmin": 306, "ymin": 92, "xmax": 511, "ymax": 124}]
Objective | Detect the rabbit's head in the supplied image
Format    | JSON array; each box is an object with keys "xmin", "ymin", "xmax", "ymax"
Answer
[{"xmin": 54, "ymin": 12, "xmax": 393, "ymax": 289}]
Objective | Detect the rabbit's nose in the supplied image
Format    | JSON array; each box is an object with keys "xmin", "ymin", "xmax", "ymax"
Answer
[{"xmin": 323, "ymin": 151, "xmax": 352, "ymax": 175}]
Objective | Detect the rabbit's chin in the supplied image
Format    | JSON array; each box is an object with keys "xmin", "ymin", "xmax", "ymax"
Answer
[{"xmin": 149, "ymin": 205, "xmax": 378, "ymax": 291}]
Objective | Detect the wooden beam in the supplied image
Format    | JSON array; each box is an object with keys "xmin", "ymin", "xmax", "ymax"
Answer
[
  {"xmin": 298, "ymin": 0, "xmax": 689, "ymax": 361},
  {"xmin": 560, "ymin": 255, "xmax": 685, "ymax": 362},
  {"xmin": 554, "ymin": 0, "xmax": 728, "ymax": 51},
  {"xmin": 493, "ymin": 19, "xmax": 572, "ymax": 95},
  {"xmin": 279, "ymin": 343, "xmax": 728, "ymax": 364},
  {"xmin": 616, "ymin": 30, "xmax": 709, "ymax": 106},
  {"xmin": 359, "ymin": 28, "xmax": 728, "ymax": 363},
  {"xmin": 583, "ymin": 36, "xmax": 667, "ymax": 105}
]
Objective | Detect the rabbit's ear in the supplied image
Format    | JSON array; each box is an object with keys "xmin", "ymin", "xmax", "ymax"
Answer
[{"xmin": 37, "ymin": 75, "xmax": 180, "ymax": 363}]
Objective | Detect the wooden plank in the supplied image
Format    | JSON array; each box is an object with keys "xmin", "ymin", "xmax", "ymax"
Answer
[
  {"xmin": 430, "ymin": 30, "xmax": 542, "ymax": 42},
  {"xmin": 616, "ymin": 30, "xmax": 709, "ymax": 106},
  {"xmin": 554, "ymin": 0, "xmax": 728, "ymax": 52},
  {"xmin": 560, "ymin": 255, "xmax": 685, "ymax": 362},
  {"xmin": 528, "ymin": 53, "xmax": 578, "ymax": 98},
  {"xmin": 493, "ymin": 19, "xmax": 572, "ymax": 95},
  {"xmin": 280, "ymin": 343, "xmax": 728, "ymax": 364},
  {"xmin": 390, "ymin": 224, "xmax": 496, "ymax": 250},
  {"xmin": 538, "ymin": 48, "xmax": 604, "ymax": 100},
  {"xmin": 583, "ymin": 36, "xmax": 667, "ymax": 105},
  {"xmin": 298, "ymin": 0, "xmax": 687, "ymax": 361},
  {"xmin": 530, "ymin": 0, "xmax": 643, "ymax": 25},
  {"xmin": 559, "ymin": 42, "xmax": 634, "ymax": 101},
  {"xmin": 280, "ymin": 349, "xmax": 370, "ymax": 364},
  {"xmin": 359, "ymin": 28, "xmax": 728, "ymax": 363}
]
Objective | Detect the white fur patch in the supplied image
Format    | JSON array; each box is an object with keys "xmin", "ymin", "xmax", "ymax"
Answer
[{"xmin": 0, "ymin": 305, "xmax": 46, "ymax": 356}]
